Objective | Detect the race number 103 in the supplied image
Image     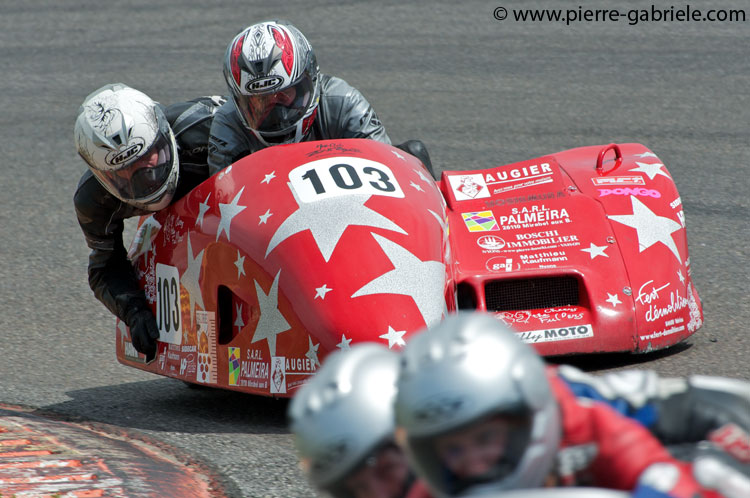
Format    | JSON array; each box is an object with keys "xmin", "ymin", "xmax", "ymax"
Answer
[
  {"xmin": 155, "ymin": 263, "xmax": 182, "ymax": 345},
  {"xmin": 289, "ymin": 156, "xmax": 405, "ymax": 203}
]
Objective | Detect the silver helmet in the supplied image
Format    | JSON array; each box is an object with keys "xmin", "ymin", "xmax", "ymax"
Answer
[
  {"xmin": 223, "ymin": 20, "xmax": 320, "ymax": 146},
  {"xmin": 394, "ymin": 312, "xmax": 561, "ymax": 497},
  {"xmin": 288, "ymin": 343, "xmax": 413, "ymax": 498},
  {"xmin": 74, "ymin": 83, "xmax": 178, "ymax": 211}
]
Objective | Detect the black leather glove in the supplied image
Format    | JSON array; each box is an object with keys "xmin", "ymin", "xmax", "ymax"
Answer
[{"xmin": 125, "ymin": 306, "xmax": 159, "ymax": 363}]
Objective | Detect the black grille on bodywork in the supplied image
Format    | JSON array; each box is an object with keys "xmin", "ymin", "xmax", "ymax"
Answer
[{"xmin": 484, "ymin": 277, "xmax": 579, "ymax": 312}]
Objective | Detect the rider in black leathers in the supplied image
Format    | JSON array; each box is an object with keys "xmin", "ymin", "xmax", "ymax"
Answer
[{"xmin": 73, "ymin": 83, "xmax": 225, "ymax": 360}]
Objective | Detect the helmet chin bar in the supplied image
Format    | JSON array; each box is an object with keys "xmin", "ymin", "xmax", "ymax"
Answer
[{"xmin": 251, "ymin": 118, "xmax": 305, "ymax": 147}]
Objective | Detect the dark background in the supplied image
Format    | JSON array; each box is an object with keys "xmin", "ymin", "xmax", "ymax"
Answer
[{"xmin": 1, "ymin": 1, "xmax": 747, "ymax": 496}]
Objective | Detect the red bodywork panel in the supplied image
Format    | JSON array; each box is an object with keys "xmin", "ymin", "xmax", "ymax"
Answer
[
  {"xmin": 116, "ymin": 140, "xmax": 702, "ymax": 396},
  {"xmin": 442, "ymin": 143, "xmax": 702, "ymax": 355},
  {"xmin": 118, "ymin": 140, "xmax": 451, "ymax": 396}
]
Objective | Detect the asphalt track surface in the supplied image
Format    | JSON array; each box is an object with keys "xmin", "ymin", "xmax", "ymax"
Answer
[{"xmin": 1, "ymin": 1, "xmax": 748, "ymax": 496}]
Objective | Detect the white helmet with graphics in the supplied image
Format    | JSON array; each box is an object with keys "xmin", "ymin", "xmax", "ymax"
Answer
[
  {"xmin": 223, "ymin": 20, "xmax": 320, "ymax": 146},
  {"xmin": 288, "ymin": 343, "xmax": 413, "ymax": 498},
  {"xmin": 74, "ymin": 83, "xmax": 178, "ymax": 211},
  {"xmin": 394, "ymin": 312, "xmax": 561, "ymax": 497}
]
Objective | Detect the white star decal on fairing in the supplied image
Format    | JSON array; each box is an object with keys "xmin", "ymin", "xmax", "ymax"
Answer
[
  {"xmin": 336, "ymin": 334, "xmax": 352, "ymax": 350},
  {"xmin": 305, "ymin": 335, "xmax": 320, "ymax": 368},
  {"xmin": 196, "ymin": 193, "xmax": 211, "ymax": 228},
  {"xmin": 251, "ymin": 270, "xmax": 291, "ymax": 357},
  {"xmin": 259, "ymin": 209, "xmax": 273, "ymax": 225},
  {"xmin": 629, "ymin": 162, "xmax": 671, "ymax": 181},
  {"xmin": 414, "ymin": 168, "xmax": 431, "ymax": 184},
  {"xmin": 580, "ymin": 242, "xmax": 609, "ymax": 259},
  {"xmin": 261, "ymin": 171, "xmax": 276, "ymax": 184},
  {"xmin": 410, "ymin": 181, "xmax": 424, "ymax": 192},
  {"xmin": 606, "ymin": 293, "xmax": 622, "ymax": 307},
  {"xmin": 234, "ymin": 303, "xmax": 244, "ymax": 330},
  {"xmin": 234, "ymin": 250, "xmax": 245, "ymax": 279},
  {"xmin": 315, "ymin": 284, "xmax": 332, "ymax": 299},
  {"xmin": 608, "ymin": 196, "xmax": 683, "ymax": 262},
  {"xmin": 129, "ymin": 215, "xmax": 161, "ymax": 260},
  {"xmin": 677, "ymin": 269, "xmax": 685, "ymax": 284},
  {"xmin": 634, "ymin": 152, "xmax": 658, "ymax": 158},
  {"xmin": 392, "ymin": 150, "xmax": 404, "ymax": 160},
  {"xmin": 380, "ymin": 326, "xmax": 407, "ymax": 349},
  {"xmin": 265, "ymin": 186, "xmax": 406, "ymax": 262},
  {"xmin": 352, "ymin": 233, "xmax": 445, "ymax": 327},
  {"xmin": 428, "ymin": 209, "xmax": 447, "ymax": 234},
  {"xmin": 216, "ymin": 187, "xmax": 247, "ymax": 242},
  {"xmin": 180, "ymin": 232, "xmax": 205, "ymax": 324}
]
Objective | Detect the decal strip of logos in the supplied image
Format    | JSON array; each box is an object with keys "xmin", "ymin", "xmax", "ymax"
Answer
[{"xmin": 515, "ymin": 324, "xmax": 594, "ymax": 344}]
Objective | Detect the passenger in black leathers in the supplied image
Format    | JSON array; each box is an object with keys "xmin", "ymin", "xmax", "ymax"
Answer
[
  {"xmin": 73, "ymin": 83, "xmax": 225, "ymax": 361},
  {"xmin": 209, "ymin": 19, "xmax": 435, "ymax": 178}
]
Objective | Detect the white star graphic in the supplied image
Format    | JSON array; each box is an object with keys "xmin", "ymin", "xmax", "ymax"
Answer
[
  {"xmin": 305, "ymin": 335, "xmax": 321, "ymax": 368},
  {"xmin": 606, "ymin": 293, "xmax": 622, "ymax": 307},
  {"xmin": 352, "ymin": 233, "xmax": 445, "ymax": 327},
  {"xmin": 196, "ymin": 193, "xmax": 211, "ymax": 228},
  {"xmin": 609, "ymin": 196, "xmax": 683, "ymax": 262},
  {"xmin": 392, "ymin": 150, "xmax": 405, "ymax": 160},
  {"xmin": 428, "ymin": 209, "xmax": 447, "ymax": 234},
  {"xmin": 630, "ymin": 162, "xmax": 670, "ymax": 181},
  {"xmin": 414, "ymin": 168, "xmax": 431, "ymax": 184},
  {"xmin": 634, "ymin": 152, "xmax": 658, "ymax": 158},
  {"xmin": 380, "ymin": 326, "xmax": 407, "ymax": 349},
  {"xmin": 581, "ymin": 242, "xmax": 609, "ymax": 259},
  {"xmin": 261, "ymin": 171, "xmax": 276, "ymax": 184},
  {"xmin": 129, "ymin": 215, "xmax": 161, "ymax": 260},
  {"xmin": 336, "ymin": 334, "xmax": 352, "ymax": 350},
  {"xmin": 677, "ymin": 269, "xmax": 685, "ymax": 284},
  {"xmin": 234, "ymin": 303, "xmax": 245, "ymax": 330},
  {"xmin": 234, "ymin": 250, "xmax": 245, "ymax": 279},
  {"xmin": 266, "ymin": 187, "xmax": 406, "ymax": 262},
  {"xmin": 259, "ymin": 209, "xmax": 273, "ymax": 225},
  {"xmin": 252, "ymin": 270, "xmax": 291, "ymax": 357},
  {"xmin": 216, "ymin": 187, "xmax": 247, "ymax": 242},
  {"xmin": 410, "ymin": 181, "xmax": 424, "ymax": 192},
  {"xmin": 180, "ymin": 232, "xmax": 205, "ymax": 324},
  {"xmin": 315, "ymin": 284, "xmax": 332, "ymax": 300}
]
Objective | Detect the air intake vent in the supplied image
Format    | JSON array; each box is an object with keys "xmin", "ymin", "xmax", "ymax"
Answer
[{"xmin": 484, "ymin": 276, "xmax": 579, "ymax": 312}]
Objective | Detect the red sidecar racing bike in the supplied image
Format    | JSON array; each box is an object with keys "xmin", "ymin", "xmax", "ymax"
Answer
[{"xmin": 118, "ymin": 139, "xmax": 703, "ymax": 395}]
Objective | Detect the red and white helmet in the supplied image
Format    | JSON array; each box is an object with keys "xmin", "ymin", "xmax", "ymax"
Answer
[{"xmin": 223, "ymin": 20, "xmax": 320, "ymax": 146}]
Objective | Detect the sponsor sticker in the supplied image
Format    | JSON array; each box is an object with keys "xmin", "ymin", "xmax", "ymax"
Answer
[
  {"xmin": 486, "ymin": 162, "xmax": 555, "ymax": 194},
  {"xmin": 496, "ymin": 204, "xmax": 571, "ymax": 230},
  {"xmin": 485, "ymin": 256, "xmax": 518, "ymax": 272},
  {"xmin": 591, "ymin": 176, "xmax": 646, "ymax": 186},
  {"xmin": 270, "ymin": 356, "xmax": 287, "ymax": 394},
  {"xmin": 477, "ymin": 235, "xmax": 506, "ymax": 251},
  {"xmin": 448, "ymin": 174, "xmax": 490, "ymax": 200},
  {"xmin": 515, "ymin": 324, "xmax": 594, "ymax": 344},
  {"xmin": 196, "ymin": 311, "xmax": 217, "ymax": 384},
  {"xmin": 228, "ymin": 347, "xmax": 240, "ymax": 386},
  {"xmin": 462, "ymin": 211, "xmax": 500, "ymax": 232},
  {"xmin": 598, "ymin": 187, "xmax": 661, "ymax": 198}
]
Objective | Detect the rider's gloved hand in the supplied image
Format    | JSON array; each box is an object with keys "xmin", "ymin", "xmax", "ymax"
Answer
[{"xmin": 125, "ymin": 305, "xmax": 159, "ymax": 363}]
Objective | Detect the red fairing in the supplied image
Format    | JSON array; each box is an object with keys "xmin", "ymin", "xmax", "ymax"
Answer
[
  {"xmin": 117, "ymin": 139, "xmax": 450, "ymax": 396},
  {"xmin": 548, "ymin": 368, "xmax": 711, "ymax": 496},
  {"xmin": 441, "ymin": 143, "xmax": 703, "ymax": 355}
]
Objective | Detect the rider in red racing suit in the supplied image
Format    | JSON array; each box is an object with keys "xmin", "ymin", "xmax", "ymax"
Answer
[{"xmin": 395, "ymin": 313, "xmax": 729, "ymax": 498}]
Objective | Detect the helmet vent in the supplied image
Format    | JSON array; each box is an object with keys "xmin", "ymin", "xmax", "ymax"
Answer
[{"xmin": 484, "ymin": 276, "xmax": 579, "ymax": 312}]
